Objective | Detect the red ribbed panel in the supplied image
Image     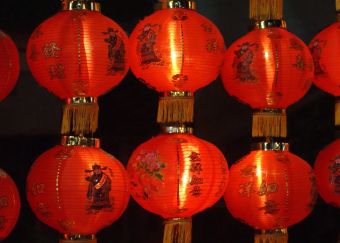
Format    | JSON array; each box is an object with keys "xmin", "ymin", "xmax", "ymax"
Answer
[
  {"xmin": 127, "ymin": 133, "xmax": 228, "ymax": 219},
  {"xmin": 224, "ymin": 150, "xmax": 316, "ymax": 230},
  {"xmin": 26, "ymin": 145, "xmax": 129, "ymax": 234},
  {"xmin": 221, "ymin": 27, "xmax": 313, "ymax": 109},
  {"xmin": 26, "ymin": 10, "xmax": 129, "ymax": 99},
  {"xmin": 129, "ymin": 8, "xmax": 225, "ymax": 92}
]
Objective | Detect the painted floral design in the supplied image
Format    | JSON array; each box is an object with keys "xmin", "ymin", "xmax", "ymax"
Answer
[{"xmin": 131, "ymin": 150, "xmax": 166, "ymax": 200}]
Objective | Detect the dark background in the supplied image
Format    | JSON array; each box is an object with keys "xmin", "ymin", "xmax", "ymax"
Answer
[{"xmin": 0, "ymin": 0, "xmax": 339, "ymax": 242}]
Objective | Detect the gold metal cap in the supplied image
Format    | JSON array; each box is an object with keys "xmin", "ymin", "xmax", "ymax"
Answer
[
  {"xmin": 161, "ymin": 91, "xmax": 194, "ymax": 98},
  {"xmin": 252, "ymin": 141, "xmax": 289, "ymax": 151},
  {"xmin": 61, "ymin": 136, "xmax": 100, "ymax": 148},
  {"xmin": 252, "ymin": 19, "xmax": 287, "ymax": 29},
  {"xmin": 66, "ymin": 97, "xmax": 97, "ymax": 105},
  {"xmin": 161, "ymin": 125, "xmax": 193, "ymax": 134},
  {"xmin": 155, "ymin": 0, "xmax": 197, "ymax": 10},
  {"xmin": 62, "ymin": 0, "xmax": 101, "ymax": 11}
]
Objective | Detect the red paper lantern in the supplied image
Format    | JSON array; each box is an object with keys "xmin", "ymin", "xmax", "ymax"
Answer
[
  {"xmin": 129, "ymin": 1, "xmax": 225, "ymax": 123},
  {"xmin": 0, "ymin": 30, "xmax": 20, "ymax": 101},
  {"xmin": 0, "ymin": 168, "xmax": 20, "ymax": 241},
  {"xmin": 26, "ymin": 137, "xmax": 129, "ymax": 243},
  {"xmin": 26, "ymin": 0, "xmax": 129, "ymax": 135},
  {"xmin": 127, "ymin": 130, "xmax": 228, "ymax": 243},
  {"xmin": 314, "ymin": 139, "xmax": 340, "ymax": 207},
  {"xmin": 225, "ymin": 144, "xmax": 316, "ymax": 242},
  {"xmin": 221, "ymin": 0, "xmax": 313, "ymax": 138}
]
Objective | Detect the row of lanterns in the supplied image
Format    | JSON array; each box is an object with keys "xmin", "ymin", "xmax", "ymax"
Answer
[{"xmin": 0, "ymin": 0, "xmax": 339, "ymax": 242}]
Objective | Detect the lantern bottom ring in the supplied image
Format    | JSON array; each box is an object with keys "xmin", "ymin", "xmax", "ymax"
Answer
[
  {"xmin": 60, "ymin": 234, "xmax": 96, "ymax": 243},
  {"xmin": 66, "ymin": 96, "xmax": 97, "ymax": 105},
  {"xmin": 61, "ymin": 136, "xmax": 100, "ymax": 148},
  {"xmin": 252, "ymin": 141, "xmax": 289, "ymax": 152}
]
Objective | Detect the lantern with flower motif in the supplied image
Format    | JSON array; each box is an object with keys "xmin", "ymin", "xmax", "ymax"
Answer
[
  {"xmin": 26, "ymin": 0, "xmax": 129, "ymax": 136},
  {"xmin": 129, "ymin": 0, "xmax": 225, "ymax": 124},
  {"xmin": 127, "ymin": 126, "xmax": 228, "ymax": 243},
  {"xmin": 0, "ymin": 30, "xmax": 20, "ymax": 101},
  {"xmin": 224, "ymin": 142, "xmax": 317, "ymax": 243},
  {"xmin": 0, "ymin": 168, "xmax": 20, "ymax": 241},
  {"xmin": 26, "ymin": 136, "xmax": 129, "ymax": 243},
  {"xmin": 221, "ymin": 0, "xmax": 313, "ymax": 138}
]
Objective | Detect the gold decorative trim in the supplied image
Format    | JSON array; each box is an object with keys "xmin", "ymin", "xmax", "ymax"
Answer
[
  {"xmin": 61, "ymin": 136, "xmax": 100, "ymax": 148},
  {"xmin": 161, "ymin": 91, "xmax": 194, "ymax": 98},
  {"xmin": 62, "ymin": 0, "xmax": 101, "ymax": 12},
  {"xmin": 252, "ymin": 19, "xmax": 287, "ymax": 29},
  {"xmin": 155, "ymin": 0, "xmax": 197, "ymax": 10},
  {"xmin": 66, "ymin": 97, "xmax": 97, "ymax": 105},
  {"xmin": 164, "ymin": 217, "xmax": 192, "ymax": 224},
  {"xmin": 161, "ymin": 125, "xmax": 193, "ymax": 134},
  {"xmin": 252, "ymin": 141, "xmax": 289, "ymax": 151}
]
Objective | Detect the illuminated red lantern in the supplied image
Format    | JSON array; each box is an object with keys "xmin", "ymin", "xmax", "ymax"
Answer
[
  {"xmin": 225, "ymin": 143, "xmax": 316, "ymax": 242},
  {"xmin": 0, "ymin": 168, "xmax": 20, "ymax": 241},
  {"xmin": 26, "ymin": 136, "xmax": 129, "ymax": 243},
  {"xmin": 129, "ymin": 0, "xmax": 225, "ymax": 123},
  {"xmin": 26, "ymin": 0, "xmax": 129, "ymax": 135},
  {"xmin": 0, "ymin": 30, "xmax": 20, "ymax": 101},
  {"xmin": 221, "ymin": 0, "xmax": 313, "ymax": 138},
  {"xmin": 127, "ymin": 128, "xmax": 228, "ymax": 243},
  {"xmin": 314, "ymin": 139, "xmax": 340, "ymax": 207}
]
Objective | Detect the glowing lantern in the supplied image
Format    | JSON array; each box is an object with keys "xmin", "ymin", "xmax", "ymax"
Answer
[
  {"xmin": 0, "ymin": 30, "xmax": 20, "ymax": 101},
  {"xmin": 127, "ymin": 126, "xmax": 228, "ymax": 243},
  {"xmin": 26, "ymin": 136, "xmax": 129, "ymax": 243},
  {"xmin": 129, "ymin": 0, "xmax": 225, "ymax": 124},
  {"xmin": 26, "ymin": 0, "xmax": 129, "ymax": 135},
  {"xmin": 225, "ymin": 142, "xmax": 316, "ymax": 243},
  {"xmin": 221, "ymin": 0, "xmax": 313, "ymax": 138},
  {"xmin": 314, "ymin": 138, "xmax": 340, "ymax": 207},
  {"xmin": 309, "ymin": 0, "xmax": 340, "ymax": 125},
  {"xmin": 0, "ymin": 168, "xmax": 20, "ymax": 241}
]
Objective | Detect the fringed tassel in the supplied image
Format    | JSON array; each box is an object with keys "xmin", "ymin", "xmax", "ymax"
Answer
[
  {"xmin": 337, "ymin": 0, "xmax": 340, "ymax": 12},
  {"xmin": 254, "ymin": 229, "xmax": 288, "ymax": 243},
  {"xmin": 157, "ymin": 94, "xmax": 194, "ymax": 124},
  {"xmin": 252, "ymin": 109, "xmax": 287, "ymax": 138},
  {"xmin": 163, "ymin": 218, "xmax": 192, "ymax": 243},
  {"xmin": 250, "ymin": 0, "xmax": 283, "ymax": 21},
  {"xmin": 335, "ymin": 98, "xmax": 340, "ymax": 126},
  {"xmin": 61, "ymin": 99, "xmax": 99, "ymax": 135}
]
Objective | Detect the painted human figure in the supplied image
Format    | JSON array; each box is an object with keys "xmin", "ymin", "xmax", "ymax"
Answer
[
  {"xmin": 103, "ymin": 28, "xmax": 126, "ymax": 73},
  {"xmin": 137, "ymin": 24, "xmax": 161, "ymax": 65},
  {"xmin": 310, "ymin": 39, "xmax": 325, "ymax": 75},
  {"xmin": 86, "ymin": 164, "xmax": 112, "ymax": 210},
  {"xmin": 233, "ymin": 42, "xmax": 257, "ymax": 81}
]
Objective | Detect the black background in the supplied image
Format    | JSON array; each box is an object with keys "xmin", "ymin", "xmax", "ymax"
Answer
[{"xmin": 0, "ymin": 0, "xmax": 339, "ymax": 242}]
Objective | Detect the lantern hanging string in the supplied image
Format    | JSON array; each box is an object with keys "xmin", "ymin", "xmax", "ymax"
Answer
[{"xmin": 249, "ymin": 0, "xmax": 283, "ymax": 21}]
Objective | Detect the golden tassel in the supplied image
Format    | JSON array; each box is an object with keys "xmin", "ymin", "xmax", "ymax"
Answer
[
  {"xmin": 335, "ymin": 98, "xmax": 340, "ymax": 126},
  {"xmin": 163, "ymin": 218, "xmax": 192, "ymax": 243},
  {"xmin": 61, "ymin": 97, "xmax": 99, "ymax": 135},
  {"xmin": 157, "ymin": 92, "xmax": 194, "ymax": 124},
  {"xmin": 254, "ymin": 229, "xmax": 288, "ymax": 243},
  {"xmin": 250, "ymin": 0, "xmax": 283, "ymax": 21},
  {"xmin": 252, "ymin": 109, "xmax": 287, "ymax": 138},
  {"xmin": 337, "ymin": 0, "xmax": 340, "ymax": 12}
]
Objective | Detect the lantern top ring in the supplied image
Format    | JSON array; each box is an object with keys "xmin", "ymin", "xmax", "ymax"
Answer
[
  {"xmin": 155, "ymin": 0, "xmax": 197, "ymax": 10},
  {"xmin": 251, "ymin": 141, "xmax": 289, "ymax": 152},
  {"xmin": 61, "ymin": 136, "xmax": 100, "ymax": 148},
  {"xmin": 66, "ymin": 96, "xmax": 97, "ymax": 105},
  {"xmin": 252, "ymin": 19, "xmax": 287, "ymax": 29},
  {"xmin": 62, "ymin": 0, "xmax": 101, "ymax": 12},
  {"xmin": 161, "ymin": 125, "xmax": 193, "ymax": 134}
]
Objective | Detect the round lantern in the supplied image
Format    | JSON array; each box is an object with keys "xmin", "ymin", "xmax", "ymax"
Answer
[
  {"xmin": 0, "ymin": 30, "xmax": 20, "ymax": 101},
  {"xmin": 221, "ymin": 0, "xmax": 313, "ymax": 138},
  {"xmin": 225, "ymin": 142, "xmax": 316, "ymax": 242},
  {"xmin": 129, "ymin": 0, "xmax": 225, "ymax": 124},
  {"xmin": 26, "ymin": 136, "xmax": 129, "ymax": 243},
  {"xmin": 26, "ymin": 0, "xmax": 129, "ymax": 135},
  {"xmin": 127, "ymin": 126, "xmax": 228, "ymax": 243},
  {"xmin": 309, "ymin": 1, "xmax": 340, "ymax": 125},
  {"xmin": 314, "ymin": 138, "xmax": 340, "ymax": 207},
  {"xmin": 0, "ymin": 168, "xmax": 20, "ymax": 241}
]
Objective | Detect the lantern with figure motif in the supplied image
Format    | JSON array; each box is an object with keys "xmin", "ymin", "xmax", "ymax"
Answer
[
  {"xmin": 221, "ymin": 0, "xmax": 313, "ymax": 138},
  {"xmin": 26, "ymin": 0, "xmax": 129, "ymax": 135},
  {"xmin": 129, "ymin": 0, "xmax": 225, "ymax": 124},
  {"xmin": 225, "ymin": 142, "xmax": 316, "ymax": 243},
  {"xmin": 0, "ymin": 30, "xmax": 20, "ymax": 101},
  {"xmin": 0, "ymin": 168, "xmax": 20, "ymax": 241},
  {"xmin": 127, "ymin": 126, "xmax": 228, "ymax": 243},
  {"xmin": 26, "ymin": 136, "xmax": 129, "ymax": 243}
]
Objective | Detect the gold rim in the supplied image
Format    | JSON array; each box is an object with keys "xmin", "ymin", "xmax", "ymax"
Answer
[
  {"xmin": 62, "ymin": 0, "xmax": 101, "ymax": 11},
  {"xmin": 251, "ymin": 141, "xmax": 289, "ymax": 151},
  {"xmin": 66, "ymin": 97, "xmax": 97, "ymax": 105},
  {"xmin": 61, "ymin": 136, "xmax": 100, "ymax": 148},
  {"xmin": 252, "ymin": 19, "xmax": 287, "ymax": 29},
  {"xmin": 164, "ymin": 217, "xmax": 192, "ymax": 224},
  {"xmin": 155, "ymin": 0, "xmax": 197, "ymax": 10},
  {"xmin": 161, "ymin": 125, "xmax": 193, "ymax": 134},
  {"xmin": 161, "ymin": 91, "xmax": 194, "ymax": 98}
]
